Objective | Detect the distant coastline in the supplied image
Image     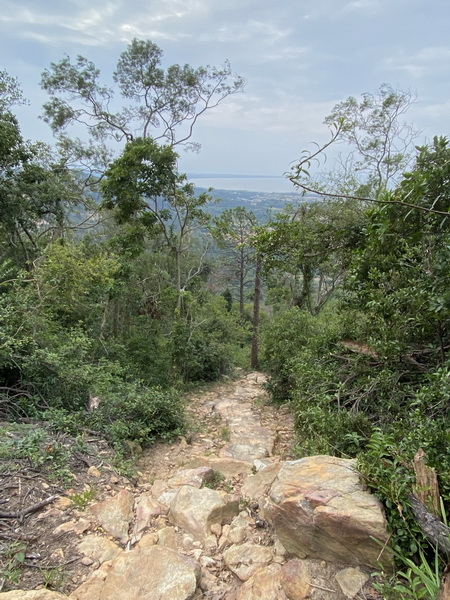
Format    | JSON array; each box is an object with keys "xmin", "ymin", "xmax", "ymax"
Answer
[
  {"xmin": 187, "ymin": 173, "xmax": 282, "ymax": 179},
  {"xmin": 187, "ymin": 173, "xmax": 298, "ymax": 194}
]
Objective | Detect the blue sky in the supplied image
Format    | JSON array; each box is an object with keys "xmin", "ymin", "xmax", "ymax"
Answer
[{"xmin": 2, "ymin": 0, "xmax": 450, "ymax": 181}]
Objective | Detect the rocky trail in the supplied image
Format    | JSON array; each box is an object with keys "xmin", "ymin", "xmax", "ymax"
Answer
[{"xmin": 0, "ymin": 372, "xmax": 389, "ymax": 600}]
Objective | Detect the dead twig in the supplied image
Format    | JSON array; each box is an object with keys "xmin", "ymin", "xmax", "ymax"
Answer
[{"xmin": 0, "ymin": 495, "xmax": 59, "ymax": 519}]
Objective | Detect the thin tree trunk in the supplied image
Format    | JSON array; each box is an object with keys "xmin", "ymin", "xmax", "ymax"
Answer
[
  {"xmin": 175, "ymin": 249, "xmax": 182, "ymax": 313},
  {"xmin": 112, "ymin": 299, "xmax": 119, "ymax": 337},
  {"xmin": 251, "ymin": 255, "xmax": 261, "ymax": 369},
  {"xmin": 239, "ymin": 248, "xmax": 245, "ymax": 318}
]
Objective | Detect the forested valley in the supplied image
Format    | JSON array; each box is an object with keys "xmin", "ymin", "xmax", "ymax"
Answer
[{"xmin": 1, "ymin": 40, "xmax": 450, "ymax": 597}]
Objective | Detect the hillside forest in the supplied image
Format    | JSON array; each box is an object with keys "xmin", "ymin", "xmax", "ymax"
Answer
[{"xmin": 1, "ymin": 40, "xmax": 450, "ymax": 597}]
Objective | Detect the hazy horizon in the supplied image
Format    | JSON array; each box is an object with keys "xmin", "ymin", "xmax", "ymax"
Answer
[{"xmin": 189, "ymin": 174, "xmax": 300, "ymax": 194}]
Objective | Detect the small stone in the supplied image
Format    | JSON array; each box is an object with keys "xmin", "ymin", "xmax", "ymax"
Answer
[
  {"xmin": 54, "ymin": 497, "xmax": 72, "ymax": 510},
  {"xmin": 218, "ymin": 533, "xmax": 230, "ymax": 551},
  {"xmin": 182, "ymin": 534, "xmax": 195, "ymax": 552},
  {"xmin": 335, "ymin": 567, "xmax": 370, "ymax": 598},
  {"xmin": 204, "ymin": 534, "xmax": 217, "ymax": 555},
  {"xmin": 236, "ymin": 563, "xmax": 286, "ymax": 600},
  {"xmin": 200, "ymin": 568, "xmax": 218, "ymax": 592},
  {"xmin": 154, "ymin": 516, "xmax": 168, "ymax": 529},
  {"xmin": 210, "ymin": 523, "xmax": 222, "ymax": 537},
  {"xmin": 253, "ymin": 458, "xmax": 271, "ymax": 471},
  {"xmin": 52, "ymin": 520, "xmax": 78, "ymax": 536},
  {"xmin": 36, "ymin": 507, "xmax": 63, "ymax": 521},
  {"xmin": 81, "ymin": 556, "xmax": 94, "ymax": 566},
  {"xmin": 191, "ymin": 548, "xmax": 203, "ymax": 561},
  {"xmin": 87, "ymin": 465, "xmax": 101, "ymax": 478},
  {"xmin": 200, "ymin": 556, "xmax": 216, "ymax": 568},
  {"xmin": 110, "ymin": 476, "xmax": 119, "ymax": 484},
  {"xmin": 228, "ymin": 526, "xmax": 246, "ymax": 544},
  {"xmin": 49, "ymin": 548, "xmax": 65, "ymax": 562}
]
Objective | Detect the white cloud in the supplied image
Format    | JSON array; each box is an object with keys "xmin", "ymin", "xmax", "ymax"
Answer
[
  {"xmin": 261, "ymin": 46, "xmax": 308, "ymax": 62},
  {"xmin": 199, "ymin": 19, "xmax": 291, "ymax": 44},
  {"xmin": 3, "ymin": 0, "xmax": 207, "ymax": 48},
  {"xmin": 198, "ymin": 90, "xmax": 337, "ymax": 141},
  {"xmin": 385, "ymin": 46, "xmax": 450, "ymax": 78},
  {"xmin": 343, "ymin": 0, "xmax": 380, "ymax": 11}
]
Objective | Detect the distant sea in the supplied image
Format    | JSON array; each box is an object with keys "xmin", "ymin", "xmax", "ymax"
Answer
[{"xmin": 188, "ymin": 174, "xmax": 299, "ymax": 194}]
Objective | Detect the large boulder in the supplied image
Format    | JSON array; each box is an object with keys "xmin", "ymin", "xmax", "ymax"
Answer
[{"xmin": 263, "ymin": 456, "xmax": 391, "ymax": 568}]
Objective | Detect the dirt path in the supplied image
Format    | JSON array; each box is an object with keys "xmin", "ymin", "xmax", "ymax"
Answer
[
  {"xmin": 0, "ymin": 371, "xmax": 295, "ymax": 595},
  {"xmin": 0, "ymin": 372, "xmax": 384, "ymax": 599},
  {"xmin": 134, "ymin": 371, "xmax": 295, "ymax": 494}
]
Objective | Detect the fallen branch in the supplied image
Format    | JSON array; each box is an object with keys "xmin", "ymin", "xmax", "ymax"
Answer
[
  {"xmin": 0, "ymin": 494, "xmax": 59, "ymax": 519},
  {"xmin": 408, "ymin": 493, "xmax": 450, "ymax": 555}
]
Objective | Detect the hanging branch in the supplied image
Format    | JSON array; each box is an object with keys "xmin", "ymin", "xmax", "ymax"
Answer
[{"xmin": 288, "ymin": 123, "xmax": 450, "ymax": 218}]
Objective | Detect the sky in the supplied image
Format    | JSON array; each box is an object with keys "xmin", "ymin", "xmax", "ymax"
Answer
[{"xmin": 2, "ymin": 0, "xmax": 450, "ymax": 188}]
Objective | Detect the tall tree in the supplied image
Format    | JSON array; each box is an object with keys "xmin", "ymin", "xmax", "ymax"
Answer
[
  {"xmin": 41, "ymin": 38, "xmax": 245, "ymax": 171},
  {"xmin": 101, "ymin": 137, "xmax": 211, "ymax": 312},
  {"xmin": 210, "ymin": 207, "xmax": 258, "ymax": 318},
  {"xmin": 289, "ymin": 84, "xmax": 419, "ymax": 200},
  {"xmin": 0, "ymin": 107, "xmax": 82, "ymax": 269},
  {"xmin": 255, "ymin": 199, "xmax": 363, "ymax": 314}
]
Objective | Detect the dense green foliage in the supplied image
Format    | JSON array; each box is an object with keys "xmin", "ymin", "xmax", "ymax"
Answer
[
  {"xmin": 0, "ymin": 53, "xmax": 248, "ymax": 462},
  {"xmin": 259, "ymin": 136, "xmax": 450, "ymax": 594},
  {"xmin": 3, "ymin": 59, "xmax": 450, "ymax": 595}
]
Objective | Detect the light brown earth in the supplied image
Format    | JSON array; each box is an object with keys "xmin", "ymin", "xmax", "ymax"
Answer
[{"xmin": 0, "ymin": 371, "xmax": 294, "ymax": 595}]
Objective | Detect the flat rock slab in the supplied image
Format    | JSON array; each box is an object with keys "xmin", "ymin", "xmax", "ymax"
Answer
[
  {"xmin": 71, "ymin": 545, "xmax": 200, "ymax": 600},
  {"xmin": 223, "ymin": 543, "xmax": 273, "ymax": 581},
  {"xmin": 236, "ymin": 563, "xmax": 287, "ymax": 600},
  {"xmin": 0, "ymin": 593, "xmax": 67, "ymax": 600},
  {"xmin": 264, "ymin": 456, "xmax": 391, "ymax": 568},
  {"xmin": 90, "ymin": 489, "xmax": 134, "ymax": 544},
  {"xmin": 77, "ymin": 535, "xmax": 122, "ymax": 565},
  {"xmin": 188, "ymin": 456, "xmax": 254, "ymax": 477},
  {"xmin": 214, "ymin": 397, "xmax": 275, "ymax": 461}
]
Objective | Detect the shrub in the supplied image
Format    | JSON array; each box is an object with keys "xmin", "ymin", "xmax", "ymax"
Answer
[{"xmin": 89, "ymin": 383, "xmax": 185, "ymax": 451}]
